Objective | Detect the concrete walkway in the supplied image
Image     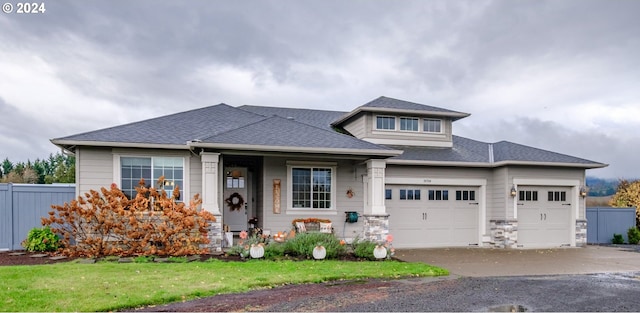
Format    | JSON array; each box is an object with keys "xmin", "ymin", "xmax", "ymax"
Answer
[{"xmin": 394, "ymin": 245, "xmax": 640, "ymax": 277}]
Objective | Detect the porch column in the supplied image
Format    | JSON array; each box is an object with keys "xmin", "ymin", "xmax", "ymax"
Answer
[
  {"xmin": 200, "ymin": 152, "xmax": 221, "ymax": 214},
  {"xmin": 201, "ymin": 152, "xmax": 222, "ymax": 253},
  {"xmin": 362, "ymin": 159, "xmax": 389, "ymax": 243},
  {"xmin": 365, "ymin": 159, "xmax": 386, "ymax": 215}
]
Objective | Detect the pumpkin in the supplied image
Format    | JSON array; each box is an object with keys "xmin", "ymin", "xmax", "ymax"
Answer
[
  {"xmin": 373, "ymin": 245, "xmax": 388, "ymax": 259},
  {"xmin": 313, "ymin": 245, "xmax": 327, "ymax": 260}
]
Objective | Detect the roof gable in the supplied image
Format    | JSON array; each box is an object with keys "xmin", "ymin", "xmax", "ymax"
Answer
[{"xmin": 331, "ymin": 96, "xmax": 470, "ymax": 127}]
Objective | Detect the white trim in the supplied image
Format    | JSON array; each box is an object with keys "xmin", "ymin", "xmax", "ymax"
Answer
[
  {"xmin": 286, "ymin": 163, "xmax": 337, "ymax": 212},
  {"xmin": 53, "ymin": 140, "xmax": 189, "ymax": 150},
  {"xmin": 190, "ymin": 142, "xmax": 403, "ymax": 157},
  {"xmin": 385, "ymin": 177, "xmax": 487, "ymax": 246},
  {"xmin": 386, "ymin": 159, "xmax": 607, "ymax": 169},
  {"xmin": 423, "ymin": 118, "xmax": 444, "ymax": 134},
  {"xmin": 374, "ymin": 115, "xmax": 397, "ymax": 131},
  {"xmin": 363, "ymin": 137, "xmax": 453, "ymax": 147}
]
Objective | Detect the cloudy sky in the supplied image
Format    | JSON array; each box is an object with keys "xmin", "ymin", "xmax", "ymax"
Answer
[{"xmin": 0, "ymin": 0, "xmax": 638, "ymax": 179}]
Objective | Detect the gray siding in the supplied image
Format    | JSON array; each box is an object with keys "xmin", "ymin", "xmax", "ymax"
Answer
[
  {"xmin": 359, "ymin": 113, "xmax": 453, "ymax": 145},
  {"xmin": 490, "ymin": 167, "xmax": 508, "ymax": 220},
  {"xmin": 260, "ymin": 156, "xmax": 364, "ymax": 238},
  {"xmin": 76, "ymin": 147, "xmax": 113, "ymax": 196},
  {"xmin": 342, "ymin": 114, "xmax": 366, "ymax": 138},
  {"xmin": 0, "ymin": 184, "xmax": 75, "ymax": 250}
]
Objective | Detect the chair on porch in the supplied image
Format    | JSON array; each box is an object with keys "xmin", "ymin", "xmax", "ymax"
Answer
[{"xmin": 292, "ymin": 218, "xmax": 333, "ymax": 234}]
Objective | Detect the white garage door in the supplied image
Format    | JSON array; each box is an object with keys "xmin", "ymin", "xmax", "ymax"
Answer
[
  {"xmin": 387, "ymin": 185, "xmax": 479, "ymax": 248},
  {"xmin": 517, "ymin": 186, "xmax": 572, "ymax": 248}
]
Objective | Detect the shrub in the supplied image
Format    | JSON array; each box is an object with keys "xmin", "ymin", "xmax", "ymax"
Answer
[
  {"xmin": 612, "ymin": 233, "xmax": 625, "ymax": 244},
  {"xmin": 283, "ymin": 232, "xmax": 346, "ymax": 259},
  {"xmin": 352, "ymin": 235, "xmax": 395, "ymax": 260},
  {"xmin": 22, "ymin": 226, "xmax": 60, "ymax": 252},
  {"xmin": 352, "ymin": 238, "xmax": 378, "ymax": 260},
  {"xmin": 42, "ymin": 178, "xmax": 216, "ymax": 258},
  {"xmin": 628, "ymin": 227, "xmax": 640, "ymax": 244},
  {"xmin": 227, "ymin": 230, "xmax": 268, "ymax": 258}
]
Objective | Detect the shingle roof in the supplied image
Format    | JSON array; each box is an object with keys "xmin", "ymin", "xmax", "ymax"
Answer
[
  {"xmin": 389, "ymin": 136, "xmax": 491, "ymax": 163},
  {"xmin": 239, "ymin": 105, "xmax": 346, "ymax": 131},
  {"xmin": 52, "ymin": 104, "xmax": 266, "ymax": 145},
  {"xmin": 200, "ymin": 115, "xmax": 394, "ymax": 151},
  {"xmin": 50, "ymin": 97, "xmax": 605, "ymax": 168},
  {"xmin": 330, "ymin": 96, "xmax": 470, "ymax": 126},
  {"xmin": 492, "ymin": 141, "xmax": 601, "ymax": 165},
  {"xmin": 388, "ymin": 136, "xmax": 604, "ymax": 167},
  {"xmin": 362, "ymin": 96, "xmax": 466, "ymax": 114}
]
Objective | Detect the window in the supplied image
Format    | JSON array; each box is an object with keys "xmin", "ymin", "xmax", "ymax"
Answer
[
  {"xmin": 399, "ymin": 117, "xmax": 419, "ymax": 131},
  {"xmin": 121, "ymin": 157, "xmax": 184, "ymax": 200},
  {"xmin": 456, "ymin": 190, "xmax": 476, "ymax": 201},
  {"xmin": 376, "ymin": 116, "xmax": 395, "ymax": 130},
  {"xmin": 400, "ymin": 189, "xmax": 420, "ymax": 200},
  {"xmin": 518, "ymin": 190, "xmax": 538, "ymax": 202},
  {"xmin": 548, "ymin": 191, "xmax": 567, "ymax": 202},
  {"xmin": 385, "ymin": 189, "xmax": 392, "ymax": 200},
  {"xmin": 291, "ymin": 167, "xmax": 333, "ymax": 209},
  {"xmin": 423, "ymin": 119, "xmax": 442, "ymax": 133},
  {"xmin": 428, "ymin": 189, "xmax": 449, "ymax": 201}
]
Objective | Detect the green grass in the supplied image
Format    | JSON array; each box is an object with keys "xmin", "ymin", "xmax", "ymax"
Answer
[{"xmin": 0, "ymin": 259, "xmax": 447, "ymax": 312}]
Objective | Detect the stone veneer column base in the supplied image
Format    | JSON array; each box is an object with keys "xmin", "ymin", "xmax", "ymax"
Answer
[
  {"xmin": 575, "ymin": 219, "xmax": 587, "ymax": 247},
  {"xmin": 205, "ymin": 215, "xmax": 223, "ymax": 253},
  {"xmin": 490, "ymin": 219, "xmax": 518, "ymax": 248},
  {"xmin": 362, "ymin": 214, "xmax": 389, "ymax": 243}
]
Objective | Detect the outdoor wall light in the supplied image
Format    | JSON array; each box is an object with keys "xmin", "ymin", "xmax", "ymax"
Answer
[
  {"xmin": 510, "ymin": 185, "xmax": 517, "ymax": 197},
  {"xmin": 580, "ymin": 186, "xmax": 588, "ymax": 198}
]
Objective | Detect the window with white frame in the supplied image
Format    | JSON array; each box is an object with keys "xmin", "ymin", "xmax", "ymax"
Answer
[
  {"xmin": 376, "ymin": 116, "xmax": 395, "ymax": 130},
  {"xmin": 290, "ymin": 166, "xmax": 334, "ymax": 209},
  {"xmin": 120, "ymin": 156, "xmax": 184, "ymax": 200},
  {"xmin": 399, "ymin": 117, "xmax": 419, "ymax": 131},
  {"xmin": 423, "ymin": 119, "xmax": 442, "ymax": 133}
]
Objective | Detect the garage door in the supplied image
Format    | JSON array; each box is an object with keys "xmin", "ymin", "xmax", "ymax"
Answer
[
  {"xmin": 387, "ymin": 185, "xmax": 479, "ymax": 248},
  {"xmin": 517, "ymin": 186, "xmax": 572, "ymax": 248}
]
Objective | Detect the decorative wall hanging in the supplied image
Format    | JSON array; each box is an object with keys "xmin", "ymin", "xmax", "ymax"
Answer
[
  {"xmin": 225, "ymin": 192, "xmax": 244, "ymax": 211},
  {"xmin": 273, "ymin": 179, "xmax": 281, "ymax": 214},
  {"xmin": 346, "ymin": 187, "xmax": 355, "ymax": 198}
]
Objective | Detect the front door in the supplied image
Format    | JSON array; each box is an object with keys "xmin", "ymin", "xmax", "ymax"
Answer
[{"xmin": 223, "ymin": 167, "xmax": 248, "ymax": 232}]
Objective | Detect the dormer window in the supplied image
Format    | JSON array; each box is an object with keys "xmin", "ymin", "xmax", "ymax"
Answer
[
  {"xmin": 423, "ymin": 119, "xmax": 442, "ymax": 133},
  {"xmin": 400, "ymin": 117, "xmax": 419, "ymax": 131},
  {"xmin": 376, "ymin": 116, "xmax": 395, "ymax": 130}
]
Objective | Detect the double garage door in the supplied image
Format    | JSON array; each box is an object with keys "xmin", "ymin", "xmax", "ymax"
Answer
[
  {"xmin": 517, "ymin": 186, "xmax": 572, "ymax": 248},
  {"xmin": 387, "ymin": 185, "xmax": 479, "ymax": 248}
]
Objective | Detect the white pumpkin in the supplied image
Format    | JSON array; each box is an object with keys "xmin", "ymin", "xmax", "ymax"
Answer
[
  {"xmin": 249, "ymin": 243, "xmax": 264, "ymax": 259},
  {"xmin": 373, "ymin": 245, "xmax": 388, "ymax": 259},
  {"xmin": 313, "ymin": 245, "xmax": 327, "ymax": 260}
]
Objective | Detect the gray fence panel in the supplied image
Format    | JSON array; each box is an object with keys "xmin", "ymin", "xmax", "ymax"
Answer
[
  {"xmin": 0, "ymin": 184, "xmax": 75, "ymax": 250},
  {"xmin": 586, "ymin": 207, "xmax": 636, "ymax": 244},
  {"xmin": 0, "ymin": 184, "xmax": 11, "ymax": 250}
]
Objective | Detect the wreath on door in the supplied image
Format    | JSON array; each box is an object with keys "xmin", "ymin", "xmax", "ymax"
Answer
[{"xmin": 225, "ymin": 192, "xmax": 245, "ymax": 211}]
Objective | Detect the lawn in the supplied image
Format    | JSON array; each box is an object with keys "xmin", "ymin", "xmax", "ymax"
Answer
[{"xmin": 0, "ymin": 259, "xmax": 448, "ymax": 312}]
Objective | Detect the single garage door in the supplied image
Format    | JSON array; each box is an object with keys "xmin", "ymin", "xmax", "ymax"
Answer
[
  {"xmin": 517, "ymin": 186, "xmax": 572, "ymax": 248},
  {"xmin": 387, "ymin": 185, "xmax": 479, "ymax": 248}
]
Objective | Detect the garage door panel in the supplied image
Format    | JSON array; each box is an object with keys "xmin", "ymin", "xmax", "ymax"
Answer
[
  {"xmin": 517, "ymin": 186, "xmax": 572, "ymax": 248},
  {"xmin": 386, "ymin": 185, "xmax": 479, "ymax": 248}
]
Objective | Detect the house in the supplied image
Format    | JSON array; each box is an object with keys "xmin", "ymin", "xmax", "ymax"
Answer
[{"xmin": 51, "ymin": 96, "xmax": 607, "ymax": 250}]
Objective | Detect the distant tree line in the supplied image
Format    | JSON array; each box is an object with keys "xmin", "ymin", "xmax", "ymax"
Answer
[
  {"xmin": 0, "ymin": 152, "xmax": 75, "ymax": 184},
  {"xmin": 586, "ymin": 176, "xmax": 619, "ymax": 197}
]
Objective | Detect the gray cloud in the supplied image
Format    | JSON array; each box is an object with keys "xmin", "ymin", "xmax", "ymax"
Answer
[{"xmin": 0, "ymin": 0, "xmax": 638, "ymax": 178}]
